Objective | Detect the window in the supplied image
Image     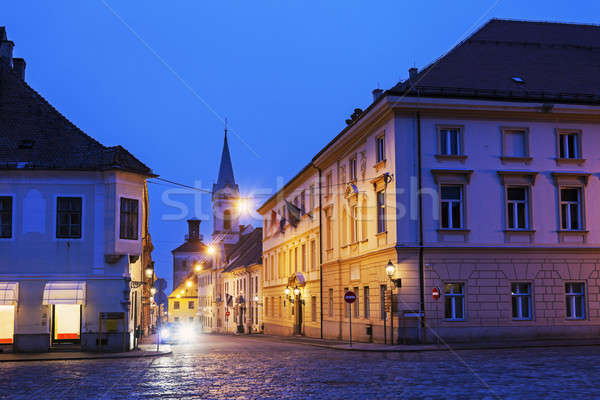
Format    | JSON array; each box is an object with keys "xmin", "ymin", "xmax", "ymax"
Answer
[
  {"xmin": 354, "ymin": 287, "xmax": 360, "ymax": 318},
  {"xmin": 311, "ymin": 296, "xmax": 317, "ymax": 322},
  {"xmin": 310, "ymin": 240, "xmax": 316, "ymax": 271},
  {"xmin": 349, "ymin": 156, "xmax": 357, "ymax": 181},
  {"xmin": 380, "ymin": 284, "xmax": 387, "ymax": 320},
  {"xmin": 326, "ymin": 213, "xmax": 333, "ymax": 249},
  {"xmin": 344, "ymin": 288, "xmax": 350, "ymax": 318},
  {"xmin": 326, "ymin": 173, "xmax": 333, "ymax": 197},
  {"xmin": 440, "ymin": 186, "xmax": 463, "ymax": 229},
  {"xmin": 0, "ymin": 196, "xmax": 12, "ymax": 238},
  {"xmin": 293, "ymin": 196, "xmax": 299, "ymax": 207},
  {"xmin": 294, "ymin": 247, "xmax": 298, "ymax": 272},
  {"xmin": 57, "ymin": 197, "xmax": 82, "ymax": 239},
  {"xmin": 223, "ymin": 209, "xmax": 232, "ymax": 230},
  {"xmin": 188, "ymin": 301, "xmax": 194, "ymax": 310},
  {"xmin": 376, "ymin": 135, "xmax": 385, "ymax": 163},
  {"xmin": 506, "ymin": 187, "xmax": 529, "ymax": 230},
  {"xmin": 309, "ymin": 184, "xmax": 315, "ymax": 210},
  {"xmin": 376, "ymin": 190, "xmax": 386, "ymax": 233},
  {"xmin": 566, "ymin": 283, "xmax": 585, "ymax": 319},
  {"xmin": 174, "ymin": 317, "xmax": 179, "ymax": 322},
  {"xmin": 444, "ymin": 283, "xmax": 464, "ymax": 320},
  {"xmin": 560, "ymin": 188, "xmax": 582, "ymax": 230},
  {"xmin": 363, "ymin": 286, "xmax": 370, "ymax": 318},
  {"xmin": 511, "ymin": 283, "xmax": 531, "ymax": 320},
  {"xmin": 300, "ymin": 190, "xmax": 306, "ymax": 213},
  {"xmin": 174, "ymin": 301, "xmax": 180, "ymax": 310},
  {"xmin": 328, "ymin": 288, "xmax": 334, "ymax": 317},
  {"xmin": 439, "ymin": 128, "xmax": 461, "ymax": 155},
  {"xmin": 559, "ymin": 131, "xmax": 580, "ymax": 159},
  {"xmin": 503, "ymin": 129, "xmax": 528, "ymax": 157},
  {"xmin": 351, "ymin": 205, "xmax": 359, "ymax": 243},
  {"xmin": 120, "ymin": 198, "xmax": 138, "ymax": 240},
  {"xmin": 301, "ymin": 244, "xmax": 306, "ymax": 272}
]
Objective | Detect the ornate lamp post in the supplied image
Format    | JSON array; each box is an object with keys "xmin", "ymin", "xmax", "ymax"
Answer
[{"xmin": 385, "ymin": 260, "xmax": 401, "ymax": 345}]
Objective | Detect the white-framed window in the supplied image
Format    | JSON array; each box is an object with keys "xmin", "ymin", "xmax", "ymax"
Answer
[
  {"xmin": 328, "ymin": 288, "xmax": 334, "ymax": 317},
  {"xmin": 363, "ymin": 286, "xmax": 370, "ymax": 318},
  {"xmin": 349, "ymin": 156, "xmax": 357, "ymax": 181},
  {"xmin": 300, "ymin": 190, "xmax": 306, "ymax": 213},
  {"xmin": 353, "ymin": 286, "xmax": 360, "ymax": 318},
  {"xmin": 326, "ymin": 173, "xmax": 333, "ymax": 197},
  {"xmin": 309, "ymin": 184, "xmax": 315, "ymax": 210},
  {"xmin": 310, "ymin": 239, "xmax": 316, "ymax": 271},
  {"xmin": 440, "ymin": 185, "xmax": 463, "ymax": 229},
  {"xmin": 560, "ymin": 187, "xmax": 582, "ymax": 230},
  {"xmin": 376, "ymin": 190, "xmax": 386, "ymax": 233},
  {"xmin": 444, "ymin": 283, "xmax": 464, "ymax": 320},
  {"xmin": 511, "ymin": 283, "xmax": 532, "ymax": 320},
  {"xmin": 57, "ymin": 196, "xmax": 82, "ymax": 239},
  {"xmin": 351, "ymin": 205, "xmax": 359, "ymax": 243},
  {"xmin": 506, "ymin": 187, "xmax": 529, "ymax": 230},
  {"xmin": 301, "ymin": 243, "xmax": 306, "ymax": 272},
  {"xmin": 439, "ymin": 128, "xmax": 461, "ymax": 155},
  {"xmin": 376, "ymin": 135, "xmax": 385, "ymax": 163},
  {"xmin": 566, "ymin": 282, "xmax": 585, "ymax": 319},
  {"xmin": 559, "ymin": 131, "xmax": 580, "ymax": 159}
]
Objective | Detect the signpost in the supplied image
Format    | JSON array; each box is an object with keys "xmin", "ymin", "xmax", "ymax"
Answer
[
  {"xmin": 153, "ymin": 278, "xmax": 168, "ymax": 352},
  {"xmin": 432, "ymin": 287, "xmax": 440, "ymax": 300},
  {"xmin": 344, "ymin": 291, "xmax": 356, "ymax": 347}
]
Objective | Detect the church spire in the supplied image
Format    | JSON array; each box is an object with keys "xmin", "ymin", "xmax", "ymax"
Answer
[{"xmin": 213, "ymin": 121, "xmax": 238, "ymax": 194}]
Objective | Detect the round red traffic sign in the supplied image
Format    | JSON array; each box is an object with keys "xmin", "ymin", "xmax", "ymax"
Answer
[
  {"xmin": 432, "ymin": 287, "xmax": 440, "ymax": 300},
  {"xmin": 225, "ymin": 311, "xmax": 230, "ymax": 317},
  {"xmin": 344, "ymin": 291, "xmax": 356, "ymax": 303}
]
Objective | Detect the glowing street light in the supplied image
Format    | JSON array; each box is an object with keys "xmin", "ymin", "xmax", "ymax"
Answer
[
  {"xmin": 293, "ymin": 287, "xmax": 300, "ymax": 296},
  {"xmin": 186, "ymin": 280, "xmax": 192, "ymax": 288},
  {"xmin": 180, "ymin": 289, "xmax": 184, "ymax": 295},
  {"xmin": 150, "ymin": 287, "xmax": 156, "ymax": 295},
  {"xmin": 284, "ymin": 287, "xmax": 290, "ymax": 296},
  {"xmin": 176, "ymin": 294, "xmax": 181, "ymax": 299},
  {"xmin": 386, "ymin": 260, "xmax": 395, "ymax": 278},
  {"xmin": 195, "ymin": 262, "xmax": 203, "ymax": 272},
  {"xmin": 207, "ymin": 245, "xmax": 216, "ymax": 255}
]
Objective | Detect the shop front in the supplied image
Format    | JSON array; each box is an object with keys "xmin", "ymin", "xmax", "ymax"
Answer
[
  {"xmin": 0, "ymin": 282, "xmax": 18, "ymax": 346},
  {"xmin": 42, "ymin": 281, "xmax": 86, "ymax": 347}
]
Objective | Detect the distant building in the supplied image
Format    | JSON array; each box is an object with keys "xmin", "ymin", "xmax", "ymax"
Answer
[
  {"xmin": 0, "ymin": 28, "xmax": 156, "ymax": 352},
  {"xmin": 258, "ymin": 19, "xmax": 600, "ymax": 343},
  {"xmin": 171, "ymin": 219, "xmax": 209, "ymax": 291},
  {"xmin": 167, "ymin": 275, "xmax": 198, "ymax": 324}
]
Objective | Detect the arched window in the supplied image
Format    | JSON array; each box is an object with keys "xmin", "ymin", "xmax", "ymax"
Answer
[{"xmin": 223, "ymin": 209, "xmax": 232, "ymax": 230}]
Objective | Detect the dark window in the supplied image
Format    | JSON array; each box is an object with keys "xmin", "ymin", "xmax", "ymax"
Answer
[
  {"xmin": 507, "ymin": 187, "xmax": 528, "ymax": 230},
  {"xmin": 120, "ymin": 198, "xmax": 139, "ymax": 240},
  {"xmin": 0, "ymin": 197, "xmax": 12, "ymax": 238},
  {"xmin": 376, "ymin": 136, "xmax": 385, "ymax": 163},
  {"xmin": 566, "ymin": 282, "xmax": 585, "ymax": 319},
  {"xmin": 376, "ymin": 190, "xmax": 386, "ymax": 233},
  {"xmin": 380, "ymin": 284, "xmax": 387, "ymax": 320},
  {"xmin": 559, "ymin": 133, "xmax": 579, "ymax": 159},
  {"xmin": 560, "ymin": 188, "xmax": 581, "ymax": 230},
  {"xmin": 440, "ymin": 128, "xmax": 460, "ymax": 155},
  {"xmin": 444, "ymin": 283, "xmax": 464, "ymax": 320},
  {"xmin": 188, "ymin": 301, "xmax": 194, "ymax": 310},
  {"xmin": 440, "ymin": 186, "xmax": 463, "ymax": 229},
  {"xmin": 174, "ymin": 301, "xmax": 180, "ymax": 310},
  {"xmin": 223, "ymin": 209, "xmax": 232, "ymax": 230},
  {"xmin": 364, "ymin": 286, "xmax": 370, "ymax": 318},
  {"xmin": 511, "ymin": 283, "xmax": 532, "ymax": 320},
  {"xmin": 56, "ymin": 197, "xmax": 82, "ymax": 238}
]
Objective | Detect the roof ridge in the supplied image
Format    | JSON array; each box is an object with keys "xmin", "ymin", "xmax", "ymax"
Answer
[{"xmin": 489, "ymin": 17, "xmax": 600, "ymax": 29}]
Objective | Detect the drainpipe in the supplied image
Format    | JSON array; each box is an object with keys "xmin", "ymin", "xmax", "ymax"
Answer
[
  {"xmin": 416, "ymin": 111, "xmax": 425, "ymax": 341},
  {"xmin": 311, "ymin": 163, "xmax": 324, "ymax": 339}
]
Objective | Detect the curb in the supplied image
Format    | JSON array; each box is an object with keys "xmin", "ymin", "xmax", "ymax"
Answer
[{"xmin": 0, "ymin": 350, "xmax": 172, "ymax": 363}]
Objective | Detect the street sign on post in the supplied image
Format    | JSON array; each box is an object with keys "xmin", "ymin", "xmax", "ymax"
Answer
[
  {"xmin": 225, "ymin": 311, "xmax": 230, "ymax": 317},
  {"xmin": 432, "ymin": 287, "xmax": 440, "ymax": 300},
  {"xmin": 344, "ymin": 291, "xmax": 356, "ymax": 347},
  {"xmin": 154, "ymin": 278, "xmax": 167, "ymax": 291}
]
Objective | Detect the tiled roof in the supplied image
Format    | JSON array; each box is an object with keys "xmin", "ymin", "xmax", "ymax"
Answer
[
  {"xmin": 223, "ymin": 228, "xmax": 262, "ymax": 272},
  {"xmin": 171, "ymin": 239, "xmax": 209, "ymax": 254},
  {"xmin": 390, "ymin": 19, "xmax": 600, "ymax": 104},
  {"xmin": 0, "ymin": 46, "xmax": 154, "ymax": 175}
]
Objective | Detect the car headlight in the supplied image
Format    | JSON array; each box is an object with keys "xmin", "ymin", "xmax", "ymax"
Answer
[
  {"xmin": 160, "ymin": 328, "xmax": 170, "ymax": 338},
  {"xmin": 179, "ymin": 325, "xmax": 195, "ymax": 340}
]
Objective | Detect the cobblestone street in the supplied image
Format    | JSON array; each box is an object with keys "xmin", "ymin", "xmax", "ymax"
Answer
[{"xmin": 1, "ymin": 335, "xmax": 600, "ymax": 399}]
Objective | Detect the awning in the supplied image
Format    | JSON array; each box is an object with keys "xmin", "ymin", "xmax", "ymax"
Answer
[
  {"xmin": 43, "ymin": 281, "xmax": 86, "ymax": 305},
  {"xmin": 0, "ymin": 282, "xmax": 18, "ymax": 305}
]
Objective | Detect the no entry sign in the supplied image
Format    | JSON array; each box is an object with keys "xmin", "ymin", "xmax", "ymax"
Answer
[
  {"xmin": 344, "ymin": 291, "xmax": 356, "ymax": 303},
  {"xmin": 432, "ymin": 287, "xmax": 440, "ymax": 300},
  {"xmin": 225, "ymin": 311, "xmax": 230, "ymax": 317}
]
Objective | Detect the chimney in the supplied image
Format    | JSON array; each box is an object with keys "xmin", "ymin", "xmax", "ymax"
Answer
[
  {"xmin": 12, "ymin": 58, "xmax": 25, "ymax": 80},
  {"xmin": 0, "ymin": 40, "xmax": 14, "ymax": 67},
  {"xmin": 372, "ymin": 88, "xmax": 383, "ymax": 102},
  {"xmin": 409, "ymin": 67, "xmax": 418, "ymax": 80},
  {"xmin": 187, "ymin": 219, "xmax": 201, "ymax": 241}
]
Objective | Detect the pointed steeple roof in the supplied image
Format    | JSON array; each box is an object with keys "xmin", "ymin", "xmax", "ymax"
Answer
[{"xmin": 213, "ymin": 127, "xmax": 238, "ymax": 194}]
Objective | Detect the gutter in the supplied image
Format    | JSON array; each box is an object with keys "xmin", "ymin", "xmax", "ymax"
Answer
[{"xmin": 416, "ymin": 111, "xmax": 425, "ymax": 341}]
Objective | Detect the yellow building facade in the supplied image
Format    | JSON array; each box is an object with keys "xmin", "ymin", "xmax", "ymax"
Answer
[{"xmin": 167, "ymin": 276, "xmax": 198, "ymax": 324}]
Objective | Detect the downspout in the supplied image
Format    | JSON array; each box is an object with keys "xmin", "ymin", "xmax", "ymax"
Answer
[
  {"xmin": 416, "ymin": 111, "xmax": 425, "ymax": 340},
  {"xmin": 312, "ymin": 163, "xmax": 324, "ymax": 339}
]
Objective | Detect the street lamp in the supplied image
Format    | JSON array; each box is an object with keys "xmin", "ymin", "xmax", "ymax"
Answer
[
  {"xmin": 385, "ymin": 260, "xmax": 401, "ymax": 345},
  {"xmin": 150, "ymin": 287, "xmax": 156, "ymax": 295},
  {"xmin": 293, "ymin": 287, "xmax": 300, "ymax": 296},
  {"xmin": 253, "ymin": 295, "xmax": 259, "ymax": 302},
  {"xmin": 195, "ymin": 262, "xmax": 203, "ymax": 272},
  {"xmin": 386, "ymin": 260, "xmax": 395, "ymax": 278},
  {"xmin": 207, "ymin": 245, "xmax": 216, "ymax": 255},
  {"xmin": 284, "ymin": 287, "xmax": 290, "ymax": 296},
  {"xmin": 186, "ymin": 280, "xmax": 192, "ymax": 288}
]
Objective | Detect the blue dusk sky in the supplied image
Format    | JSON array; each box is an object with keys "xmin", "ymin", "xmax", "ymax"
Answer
[{"xmin": 4, "ymin": 1, "xmax": 599, "ymax": 286}]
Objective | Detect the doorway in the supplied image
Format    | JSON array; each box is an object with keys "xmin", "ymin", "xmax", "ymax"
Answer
[
  {"xmin": 0, "ymin": 305, "xmax": 15, "ymax": 344},
  {"xmin": 51, "ymin": 304, "xmax": 81, "ymax": 344}
]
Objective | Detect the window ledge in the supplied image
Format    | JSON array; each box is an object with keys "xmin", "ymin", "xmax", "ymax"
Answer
[
  {"xmin": 375, "ymin": 231, "xmax": 387, "ymax": 237},
  {"xmin": 504, "ymin": 229, "xmax": 536, "ymax": 233},
  {"xmin": 500, "ymin": 156, "xmax": 533, "ymax": 165},
  {"xmin": 360, "ymin": 238, "xmax": 368, "ymax": 243},
  {"xmin": 435, "ymin": 154, "xmax": 467, "ymax": 163},
  {"xmin": 565, "ymin": 318, "xmax": 586, "ymax": 321},
  {"xmin": 437, "ymin": 229, "xmax": 471, "ymax": 233},
  {"xmin": 555, "ymin": 158, "xmax": 586, "ymax": 166},
  {"xmin": 557, "ymin": 230, "xmax": 589, "ymax": 234},
  {"xmin": 373, "ymin": 160, "xmax": 386, "ymax": 172},
  {"xmin": 444, "ymin": 319, "xmax": 466, "ymax": 322}
]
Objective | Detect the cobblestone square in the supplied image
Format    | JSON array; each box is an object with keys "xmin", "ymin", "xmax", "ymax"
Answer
[{"xmin": 1, "ymin": 335, "xmax": 599, "ymax": 399}]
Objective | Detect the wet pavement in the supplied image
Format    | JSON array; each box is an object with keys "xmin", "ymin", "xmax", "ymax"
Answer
[{"xmin": 1, "ymin": 334, "xmax": 599, "ymax": 399}]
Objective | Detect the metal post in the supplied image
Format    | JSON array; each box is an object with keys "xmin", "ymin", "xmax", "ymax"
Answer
[
  {"xmin": 383, "ymin": 310, "xmax": 387, "ymax": 345},
  {"xmin": 390, "ymin": 287, "xmax": 394, "ymax": 345},
  {"xmin": 349, "ymin": 308, "xmax": 352, "ymax": 348},
  {"xmin": 156, "ymin": 313, "xmax": 160, "ymax": 352}
]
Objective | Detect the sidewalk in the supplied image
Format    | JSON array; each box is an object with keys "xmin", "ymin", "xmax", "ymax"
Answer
[
  {"xmin": 0, "ymin": 344, "xmax": 171, "ymax": 363},
  {"xmin": 251, "ymin": 334, "xmax": 600, "ymax": 352}
]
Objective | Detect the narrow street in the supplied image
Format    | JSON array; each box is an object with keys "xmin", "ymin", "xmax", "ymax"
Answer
[{"xmin": 1, "ymin": 335, "xmax": 599, "ymax": 399}]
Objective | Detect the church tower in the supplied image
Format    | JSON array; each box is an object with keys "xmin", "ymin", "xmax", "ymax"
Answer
[{"xmin": 212, "ymin": 127, "xmax": 241, "ymax": 254}]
